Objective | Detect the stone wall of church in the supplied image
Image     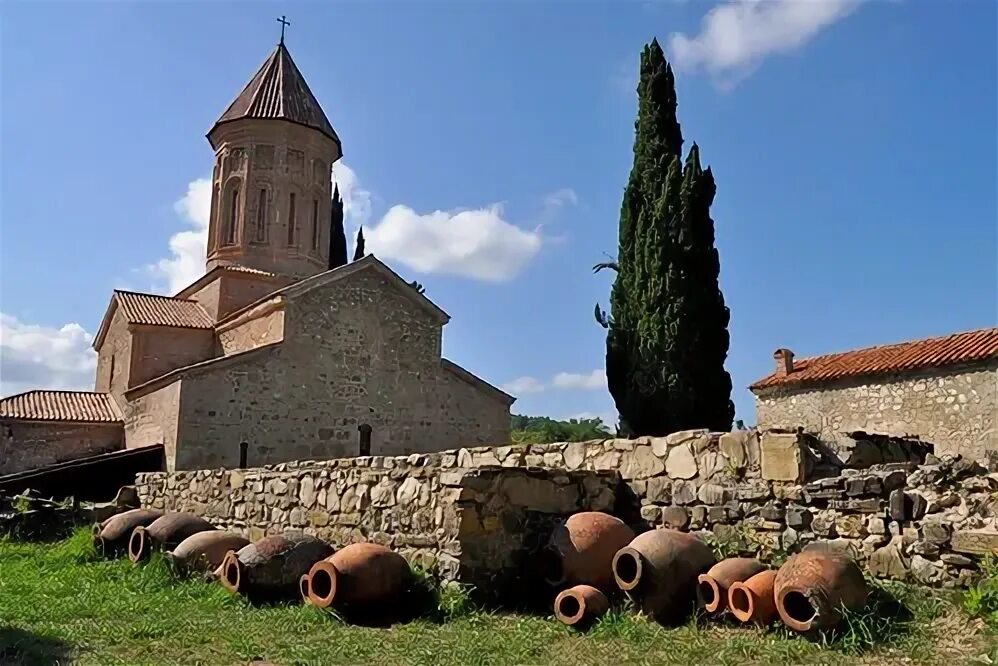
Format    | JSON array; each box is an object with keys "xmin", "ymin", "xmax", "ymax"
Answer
[
  {"xmin": 216, "ymin": 300, "xmax": 285, "ymax": 355},
  {"xmin": 755, "ymin": 361, "xmax": 998, "ymax": 462},
  {"xmin": 216, "ymin": 272, "xmax": 291, "ymax": 321},
  {"xmin": 0, "ymin": 420, "xmax": 123, "ymax": 475},
  {"xmin": 168, "ymin": 269, "xmax": 510, "ymax": 471},
  {"xmin": 94, "ymin": 308, "xmax": 133, "ymax": 402},
  {"xmin": 129, "ymin": 326, "xmax": 216, "ymax": 388},
  {"xmin": 123, "ymin": 380, "xmax": 182, "ymax": 467}
]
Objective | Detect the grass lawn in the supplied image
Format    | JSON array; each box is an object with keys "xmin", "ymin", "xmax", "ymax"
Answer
[{"xmin": 0, "ymin": 529, "xmax": 994, "ymax": 666}]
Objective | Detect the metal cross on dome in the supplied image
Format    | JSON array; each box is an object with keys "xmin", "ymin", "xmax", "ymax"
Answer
[{"xmin": 277, "ymin": 15, "xmax": 291, "ymax": 44}]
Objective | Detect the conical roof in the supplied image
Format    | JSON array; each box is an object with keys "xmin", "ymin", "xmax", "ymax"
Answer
[{"xmin": 209, "ymin": 42, "xmax": 340, "ymax": 148}]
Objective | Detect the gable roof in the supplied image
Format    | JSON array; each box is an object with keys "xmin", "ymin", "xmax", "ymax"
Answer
[
  {"xmin": 442, "ymin": 359, "xmax": 516, "ymax": 406},
  {"xmin": 93, "ymin": 291, "xmax": 214, "ymax": 350},
  {"xmin": 750, "ymin": 327, "xmax": 998, "ymax": 391},
  {"xmin": 0, "ymin": 391, "xmax": 122, "ymax": 423},
  {"xmin": 215, "ymin": 254, "xmax": 450, "ymax": 328},
  {"xmin": 209, "ymin": 42, "xmax": 340, "ymax": 148}
]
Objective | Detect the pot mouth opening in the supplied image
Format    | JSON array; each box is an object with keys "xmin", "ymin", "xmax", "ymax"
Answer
[
  {"xmin": 128, "ymin": 528, "xmax": 147, "ymax": 563},
  {"xmin": 222, "ymin": 554, "xmax": 241, "ymax": 591},
  {"xmin": 299, "ymin": 575, "xmax": 311, "ymax": 603},
  {"xmin": 613, "ymin": 549, "xmax": 641, "ymax": 590},
  {"xmin": 309, "ymin": 564, "xmax": 337, "ymax": 607},
  {"xmin": 783, "ymin": 591, "xmax": 817, "ymax": 626},
  {"xmin": 557, "ymin": 593, "xmax": 582, "ymax": 622},
  {"xmin": 729, "ymin": 585, "xmax": 753, "ymax": 619},
  {"xmin": 698, "ymin": 577, "xmax": 720, "ymax": 612}
]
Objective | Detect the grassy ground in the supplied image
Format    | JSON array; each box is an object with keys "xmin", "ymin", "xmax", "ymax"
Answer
[{"xmin": 0, "ymin": 529, "xmax": 994, "ymax": 666}]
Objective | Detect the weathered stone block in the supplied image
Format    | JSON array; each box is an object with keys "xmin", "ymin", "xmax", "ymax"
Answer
[
  {"xmin": 665, "ymin": 443, "xmax": 698, "ymax": 479},
  {"xmin": 620, "ymin": 445, "xmax": 665, "ymax": 479},
  {"xmin": 689, "ymin": 505, "xmax": 708, "ymax": 529},
  {"xmin": 661, "ymin": 506, "xmax": 690, "ymax": 530},
  {"xmin": 786, "ymin": 505, "xmax": 812, "ymax": 530},
  {"xmin": 760, "ymin": 432, "xmax": 805, "ymax": 483},
  {"xmin": 951, "ymin": 530, "xmax": 998, "ymax": 555},
  {"xmin": 719, "ymin": 432, "xmax": 747, "ymax": 469},
  {"xmin": 672, "ymin": 480, "xmax": 697, "ymax": 505},
  {"xmin": 868, "ymin": 541, "xmax": 906, "ymax": 579},
  {"xmin": 645, "ymin": 476, "xmax": 672, "ymax": 503},
  {"xmin": 922, "ymin": 520, "xmax": 951, "ymax": 546},
  {"xmin": 640, "ymin": 505, "xmax": 663, "ymax": 524},
  {"xmin": 563, "ymin": 443, "xmax": 585, "ymax": 470}
]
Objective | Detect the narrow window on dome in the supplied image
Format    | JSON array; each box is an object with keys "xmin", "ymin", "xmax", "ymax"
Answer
[
  {"xmin": 311, "ymin": 198, "xmax": 319, "ymax": 250},
  {"xmin": 287, "ymin": 192, "xmax": 297, "ymax": 245},
  {"xmin": 225, "ymin": 187, "xmax": 239, "ymax": 245},
  {"xmin": 256, "ymin": 188, "xmax": 267, "ymax": 241}
]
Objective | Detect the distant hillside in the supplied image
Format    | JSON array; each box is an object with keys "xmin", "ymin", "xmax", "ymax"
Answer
[{"xmin": 509, "ymin": 414, "xmax": 613, "ymax": 445}]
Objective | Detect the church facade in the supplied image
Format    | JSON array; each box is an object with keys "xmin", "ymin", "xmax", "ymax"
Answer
[{"xmin": 0, "ymin": 40, "xmax": 514, "ymax": 474}]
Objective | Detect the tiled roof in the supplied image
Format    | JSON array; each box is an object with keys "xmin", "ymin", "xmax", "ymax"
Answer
[
  {"xmin": 0, "ymin": 391, "xmax": 122, "ymax": 422},
  {"xmin": 114, "ymin": 291, "xmax": 214, "ymax": 329},
  {"xmin": 210, "ymin": 42, "xmax": 339, "ymax": 146},
  {"xmin": 223, "ymin": 265, "xmax": 276, "ymax": 276},
  {"xmin": 750, "ymin": 328, "xmax": 998, "ymax": 390}
]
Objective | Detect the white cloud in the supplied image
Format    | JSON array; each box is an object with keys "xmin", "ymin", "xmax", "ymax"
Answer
[
  {"xmin": 552, "ymin": 370, "xmax": 608, "ymax": 391},
  {"xmin": 0, "ymin": 313, "xmax": 97, "ymax": 397},
  {"xmin": 543, "ymin": 188, "xmax": 578, "ymax": 213},
  {"xmin": 501, "ymin": 376, "xmax": 546, "ymax": 395},
  {"xmin": 146, "ymin": 177, "xmax": 212, "ymax": 295},
  {"xmin": 367, "ymin": 204, "xmax": 543, "ymax": 282},
  {"xmin": 332, "ymin": 161, "xmax": 372, "ymax": 231},
  {"xmin": 668, "ymin": 0, "xmax": 860, "ymax": 85},
  {"xmin": 501, "ymin": 369, "xmax": 608, "ymax": 396}
]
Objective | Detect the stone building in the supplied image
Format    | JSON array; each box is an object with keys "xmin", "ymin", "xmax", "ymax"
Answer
[
  {"xmin": 751, "ymin": 327, "xmax": 998, "ymax": 462},
  {"xmin": 0, "ymin": 39, "xmax": 513, "ymax": 474}
]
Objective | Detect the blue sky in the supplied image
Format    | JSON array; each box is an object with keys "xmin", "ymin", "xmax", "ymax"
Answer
[{"xmin": 1, "ymin": 1, "xmax": 995, "ymax": 429}]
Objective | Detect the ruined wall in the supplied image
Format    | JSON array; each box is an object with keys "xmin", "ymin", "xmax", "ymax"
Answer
[
  {"xmin": 168, "ymin": 269, "xmax": 510, "ymax": 470},
  {"xmin": 135, "ymin": 428, "xmax": 997, "ymax": 587},
  {"xmin": 755, "ymin": 361, "xmax": 998, "ymax": 462},
  {"xmin": 129, "ymin": 326, "xmax": 216, "ymax": 387},
  {"xmin": 0, "ymin": 421, "xmax": 123, "ymax": 475},
  {"xmin": 136, "ymin": 462, "xmax": 617, "ymax": 596}
]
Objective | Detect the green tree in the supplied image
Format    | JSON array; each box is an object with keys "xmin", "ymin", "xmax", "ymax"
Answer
[
  {"xmin": 328, "ymin": 185, "xmax": 347, "ymax": 270},
  {"xmin": 510, "ymin": 414, "xmax": 612, "ymax": 444},
  {"xmin": 596, "ymin": 39, "xmax": 733, "ymax": 436},
  {"xmin": 352, "ymin": 227, "xmax": 366, "ymax": 261}
]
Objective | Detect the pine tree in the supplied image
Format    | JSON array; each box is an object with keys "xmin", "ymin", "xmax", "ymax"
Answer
[
  {"xmin": 352, "ymin": 227, "xmax": 366, "ymax": 261},
  {"xmin": 328, "ymin": 185, "xmax": 347, "ymax": 270},
  {"xmin": 596, "ymin": 39, "xmax": 733, "ymax": 436}
]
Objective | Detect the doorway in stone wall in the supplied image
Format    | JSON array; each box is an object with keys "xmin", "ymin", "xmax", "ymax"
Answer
[{"xmin": 358, "ymin": 424, "xmax": 372, "ymax": 456}]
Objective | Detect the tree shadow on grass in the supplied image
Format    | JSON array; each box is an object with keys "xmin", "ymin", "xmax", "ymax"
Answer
[{"xmin": 0, "ymin": 627, "xmax": 72, "ymax": 666}]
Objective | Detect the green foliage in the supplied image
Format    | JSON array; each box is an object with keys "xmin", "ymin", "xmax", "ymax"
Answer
[
  {"xmin": 599, "ymin": 39, "xmax": 734, "ymax": 437},
  {"xmin": 510, "ymin": 414, "xmax": 612, "ymax": 444},
  {"xmin": 328, "ymin": 185, "xmax": 348, "ymax": 270},
  {"xmin": 964, "ymin": 555, "xmax": 998, "ymax": 627},
  {"xmin": 0, "ymin": 529, "xmax": 988, "ymax": 665}
]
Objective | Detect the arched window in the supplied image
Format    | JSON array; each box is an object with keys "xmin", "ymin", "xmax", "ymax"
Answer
[
  {"xmin": 287, "ymin": 192, "xmax": 297, "ymax": 246},
  {"xmin": 109, "ymin": 354, "xmax": 116, "ymax": 387},
  {"xmin": 223, "ymin": 184, "xmax": 240, "ymax": 246},
  {"xmin": 310, "ymin": 198, "xmax": 320, "ymax": 250},
  {"xmin": 208, "ymin": 184, "xmax": 219, "ymax": 253},
  {"xmin": 255, "ymin": 188, "xmax": 268, "ymax": 242}
]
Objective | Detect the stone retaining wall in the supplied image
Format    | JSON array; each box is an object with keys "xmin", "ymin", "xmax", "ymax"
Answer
[
  {"xmin": 136, "ymin": 460, "xmax": 617, "ymax": 600},
  {"xmin": 136, "ymin": 428, "xmax": 998, "ymax": 589}
]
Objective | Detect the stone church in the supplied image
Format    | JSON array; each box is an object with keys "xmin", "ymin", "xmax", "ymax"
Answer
[{"xmin": 0, "ymin": 40, "xmax": 514, "ymax": 474}]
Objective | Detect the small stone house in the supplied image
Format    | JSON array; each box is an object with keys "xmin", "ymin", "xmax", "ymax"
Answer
[
  {"xmin": 0, "ymin": 39, "xmax": 514, "ymax": 474},
  {"xmin": 750, "ymin": 327, "xmax": 998, "ymax": 462}
]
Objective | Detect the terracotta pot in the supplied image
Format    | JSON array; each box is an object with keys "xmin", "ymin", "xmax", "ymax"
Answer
[
  {"xmin": 612, "ymin": 529, "xmax": 716, "ymax": 624},
  {"xmin": 554, "ymin": 584, "xmax": 609, "ymax": 627},
  {"xmin": 128, "ymin": 513, "xmax": 215, "ymax": 563},
  {"xmin": 307, "ymin": 542, "xmax": 411, "ymax": 610},
  {"xmin": 728, "ymin": 569, "xmax": 778, "ymax": 625},
  {"xmin": 220, "ymin": 534, "xmax": 334, "ymax": 601},
  {"xmin": 774, "ymin": 547, "xmax": 869, "ymax": 632},
  {"xmin": 697, "ymin": 558, "xmax": 767, "ymax": 615},
  {"xmin": 543, "ymin": 512, "xmax": 635, "ymax": 594},
  {"xmin": 167, "ymin": 531, "xmax": 251, "ymax": 574},
  {"xmin": 92, "ymin": 509, "xmax": 163, "ymax": 557}
]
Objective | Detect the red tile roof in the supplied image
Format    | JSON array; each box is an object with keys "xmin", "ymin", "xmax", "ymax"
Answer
[
  {"xmin": 114, "ymin": 291, "xmax": 214, "ymax": 329},
  {"xmin": 750, "ymin": 327, "xmax": 998, "ymax": 391},
  {"xmin": 0, "ymin": 391, "xmax": 122, "ymax": 422}
]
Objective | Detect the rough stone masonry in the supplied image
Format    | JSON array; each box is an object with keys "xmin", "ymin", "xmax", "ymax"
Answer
[{"xmin": 136, "ymin": 427, "xmax": 998, "ymax": 592}]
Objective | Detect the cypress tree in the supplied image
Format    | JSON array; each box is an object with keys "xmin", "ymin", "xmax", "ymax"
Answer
[
  {"xmin": 597, "ymin": 39, "xmax": 733, "ymax": 436},
  {"xmin": 328, "ymin": 185, "xmax": 347, "ymax": 270},
  {"xmin": 352, "ymin": 227, "xmax": 366, "ymax": 261}
]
